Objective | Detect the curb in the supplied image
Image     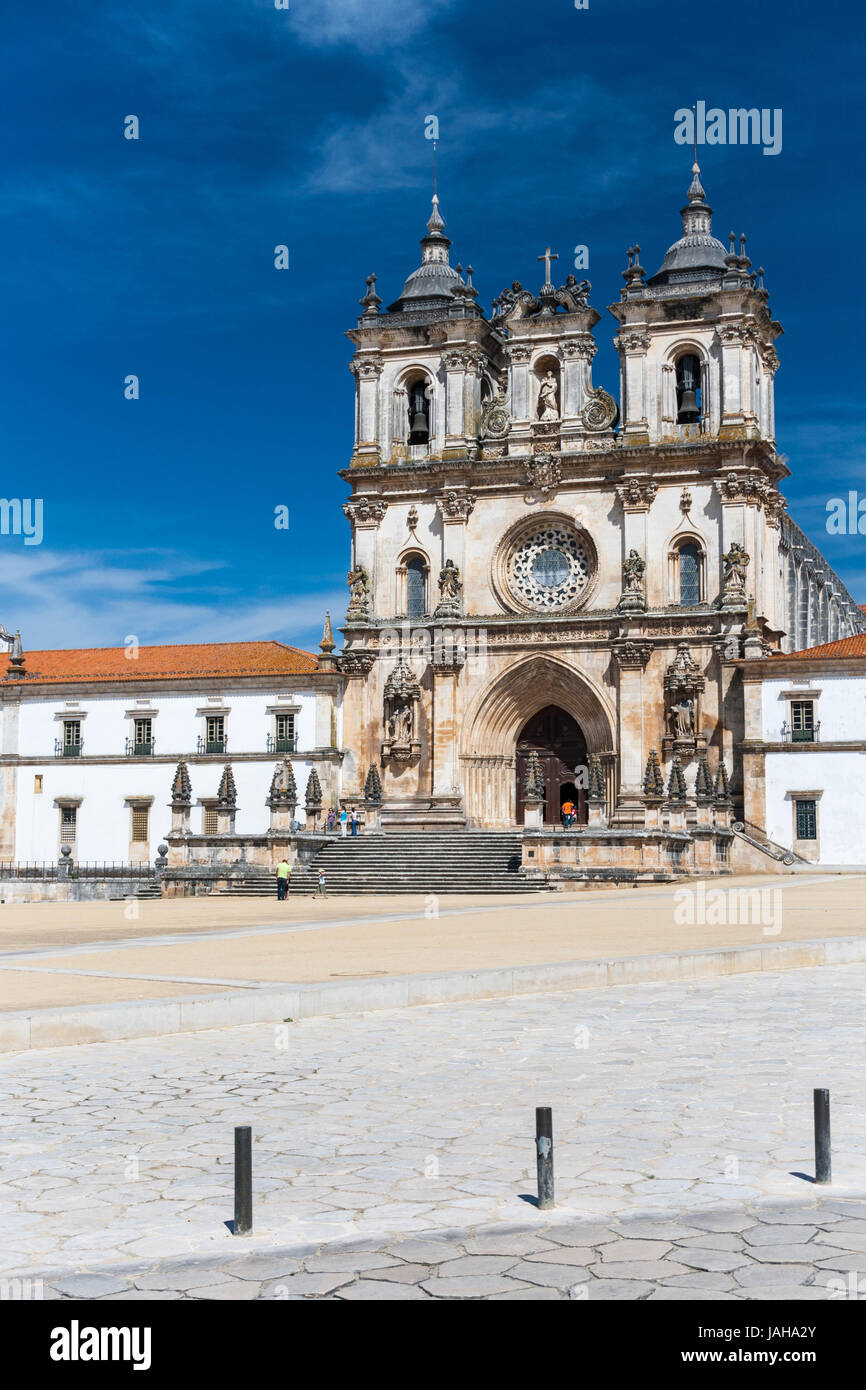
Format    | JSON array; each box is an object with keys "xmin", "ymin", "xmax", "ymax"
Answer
[{"xmin": 2, "ymin": 934, "xmax": 865, "ymax": 1054}]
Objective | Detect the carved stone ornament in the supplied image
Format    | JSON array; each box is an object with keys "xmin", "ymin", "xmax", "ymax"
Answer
[
  {"xmin": 382, "ymin": 661, "xmax": 422, "ymax": 761},
  {"xmin": 664, "ymin": 642, "xmax": 705, "ymax": 742},
  {"xmin": 581, "ymin": 386, "xmax": 618, "ymax": 432},
  {"xmin": 351, "ymin": 356, "xmax": 383, "ymax": 380},
  {"xmin": 339, "ymin": 649, "xmax": 376, "ymax": 677},
  {"xmin": 343, "ymin": 497, "xmax": 387, "ymax": 526},
  {"xmin": 436, "ymin": 490, "xmax": 475, "ymax": 523},
  {"xmin": 616, "ymin": 480, "xmax": 658, "ymax": 511},
  {"xmin": 479, "ymin": 385, "xmax": 511, "ymax": 441},
  {"xmin": 612, "ymin": 640, "xmax": 652, "ymax": 669},
  {"xmin": 346, "ymin": 565, "xmax": 372, "ymax": 622},
  {"xmin": 524, "ymin": 452, "xmax": 562, "ymax": 499}
]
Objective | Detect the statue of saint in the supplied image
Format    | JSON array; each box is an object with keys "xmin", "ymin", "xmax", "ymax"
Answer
[
  {"xmin": 438, "ymin": 560, "xmax": 462, "ymax": 601},
  {"xmin": 722, "ymin": 541, "xmax": 749, "ymax": 588},
  {"xmin": 389, "ymin": 701, "xmax": 412, "ymax": 744},
  {"xmin": 537, "ymin": 371, "xmax": 559, "ymax": 421},
  {"xmin": 622, "ymin": 548, "xmax": 645, "ymax": 594}
]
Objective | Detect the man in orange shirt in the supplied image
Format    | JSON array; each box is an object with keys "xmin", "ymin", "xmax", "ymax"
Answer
[{"xmin": 561, "ymin": 798, "xmax": 575, "ymax": 829}]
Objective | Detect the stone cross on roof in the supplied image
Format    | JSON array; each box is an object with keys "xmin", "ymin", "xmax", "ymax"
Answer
[{"xmin": 537, "ymin": 247, "xmax": 559, "ymax": 286}]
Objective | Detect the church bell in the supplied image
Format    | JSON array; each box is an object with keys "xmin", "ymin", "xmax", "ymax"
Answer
[
  {"xmin": 409, "ymin": 409, "xmax": 428, "ymax": 442},
  {"xmin": 677, "ymin": 388, "xmax": 700, "ymax": 422}
]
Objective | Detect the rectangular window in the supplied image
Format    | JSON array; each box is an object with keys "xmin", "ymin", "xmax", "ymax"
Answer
[
  {"xmin": 795, "ymin": 798, "xmax": 817, "ymax": 840},
  {"xmin": 791, "ymin": 701, "xmax": 814, "ymax": 741},
  {"xmin": 203, "ymin": 804, "xmax": 218, "ymax": 835},
  {"xmin": 60, "ymin": 806, "xmax": 77, "ymax": 842},
  {"xmin": 205, "ymin": 716, "xmax": 225, "ymax": 753},
  {"xmin": 275, "ymin": 712, "xmax": 295, "ymax": 751},
  {"xmin": 131, "ymin": 806, "xmax": 149, "ymax": 842},
  {"xmin": 34, "ymin": 775, "xmax": 43, "ymax": 794}
]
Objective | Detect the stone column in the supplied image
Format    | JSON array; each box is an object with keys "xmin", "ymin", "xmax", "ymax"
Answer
[
  {"xmin": 431, "ymin": 641, "xmax": 464, "ymax": 798},
  {"xmin": 615, "ymin": 331, "xmax": 650, "ymax": 445},
  {"xmin": 343, "ymin": 498, "xmax": 387, "ymax": 618},
  {"xmin": 611, "ymin": 640, "xmax": 652, "ymax": 825},
  {"xmin": 350, "ymin": 355, "xmax": 383, "ymax": 464},
  {"xmin": 435, "ymin": 489, "xmax": 474, "ymax": 591},
  {"xmin": 616, "ymin": 481, "xmax": 657, "ymax": 609},
  {"xmin": 443, "ymin": 350, "xmax": 467, "ymax": 455},
  {"xmin": 505, "ymin": 343, "xmax": 532, "ymax": 455},
  {"xmin": 717, "ymin": 324, "xmax": 746, "ymax": 438}
]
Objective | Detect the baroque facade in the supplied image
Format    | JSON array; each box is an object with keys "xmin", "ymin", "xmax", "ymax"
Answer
[{"xmin": 338, "ymin": 167, "xmax": 863, "ymax": 835}]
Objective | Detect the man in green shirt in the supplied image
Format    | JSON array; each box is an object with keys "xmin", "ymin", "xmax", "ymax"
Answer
[{"xmin": 276, "ymin": 858, "xmax": 291, "ymax": 901}]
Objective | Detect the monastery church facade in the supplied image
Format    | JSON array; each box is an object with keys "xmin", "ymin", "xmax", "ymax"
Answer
[
  {"xmin": 337, "ymin": 164, "xmax": 861, "ymax": 834},
  {"xmin": 0, "ymin": 165, "xmax": 861, "ymax": 878}
]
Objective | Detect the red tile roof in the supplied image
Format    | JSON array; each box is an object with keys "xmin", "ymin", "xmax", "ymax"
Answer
[
  {"xmin": 6, "ymin": 641, "xmax": 319, "ymax": 685},
  {"xmin": 783, "ymin": 634, "xmax": 866, "ymax": 660}
]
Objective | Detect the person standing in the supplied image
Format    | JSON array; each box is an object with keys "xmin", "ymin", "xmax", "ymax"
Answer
[
  {"xmin": 276, "ymin": 857, "xmax": 290, "ymax": 900},
  {"xmin": 350, "ymin": 806, "xmax": 358, "ymax": 837},
  {"xmin": 317, "ymin": 868, "xmax": 327, "ymax": 898},
  {"xmin": 340, "ymin": 807, "xmax": 348, "ymax": 838}
]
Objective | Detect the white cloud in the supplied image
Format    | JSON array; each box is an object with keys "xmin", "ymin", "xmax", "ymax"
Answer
[{"xmin": 0, "ymin": 547, "xmax": 344, "ymax": 653}]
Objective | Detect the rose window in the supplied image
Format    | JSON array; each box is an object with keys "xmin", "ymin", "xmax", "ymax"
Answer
[{"xmin": 508, "ymin": 524, "xmax": 593, "ymax": 610}]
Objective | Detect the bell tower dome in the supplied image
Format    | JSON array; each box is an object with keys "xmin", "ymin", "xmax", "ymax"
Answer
[{"xmin": 609, "ymin": 162, "xmax": 783, "ymax": 446}]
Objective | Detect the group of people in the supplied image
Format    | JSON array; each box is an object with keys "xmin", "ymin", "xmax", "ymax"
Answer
[
  {"xmin": 275, "ymin": 858, "xmax": 327, "ymax": 900},
  {"xmin": 325, "ymin": 806, "xmax": 361, "ymax": 837}
]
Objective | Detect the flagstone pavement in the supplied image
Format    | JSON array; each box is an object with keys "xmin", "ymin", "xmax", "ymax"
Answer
[{"xmin": 2, "ymin": 964, "xmax": 866, "ymax": 1300}]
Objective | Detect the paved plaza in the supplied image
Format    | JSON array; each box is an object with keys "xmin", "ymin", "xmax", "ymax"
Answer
[
  {"xmin": 1, "ymin": 962, "xmax": 865, "ymax": 1300},
  {"xmin": 0, "ymin": 873, "xmax": 864, "ymax": 1018}
]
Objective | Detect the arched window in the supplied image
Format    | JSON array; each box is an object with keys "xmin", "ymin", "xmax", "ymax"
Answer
[
  {"xmin": 407, "ymin": 378, "xmax": 431, "ymax": 445},
  {"xmin": 675, "ymin": 354, "xmax": 701, "ymax": 423},
  {"xmin": 668, "ymin": 537, "xmax": 705, "ymax": 607},
  {"xmin": 679, "ymin": 542, "xmax": 701, "ymax": 606},
  {"xmin": 406, "ymin": 555, "xmax": 427, "ymax": 618}
]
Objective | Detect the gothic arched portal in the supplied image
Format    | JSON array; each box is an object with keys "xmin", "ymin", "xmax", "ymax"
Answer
[{"xmin": 516, "ymin": 706, "xmax": 588, "ymax": 825}]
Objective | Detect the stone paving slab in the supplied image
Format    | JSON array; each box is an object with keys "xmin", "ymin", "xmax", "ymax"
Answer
[{"xmin": 1, "ymin": 963, "xmax": 866, "ymax": 1299}]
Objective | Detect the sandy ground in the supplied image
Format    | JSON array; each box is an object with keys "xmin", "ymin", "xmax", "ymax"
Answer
[{"xmin": 0, "ymin": 873, "xmax": 864, "ymax": 1013}]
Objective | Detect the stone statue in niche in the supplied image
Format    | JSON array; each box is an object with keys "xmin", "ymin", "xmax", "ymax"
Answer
[
  {"xmin": 668, "ymin": 697, "xmax": 696, "ymax": 738},
  {"xmin": 388, "ymin": 701, "xmax": 413, "ymax": 745},
  {"xmin": 537, "ymin": 371, "xmax": 559, "ymax": 421}
]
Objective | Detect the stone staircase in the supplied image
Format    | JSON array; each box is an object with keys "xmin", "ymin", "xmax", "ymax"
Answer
[{"xmin": 220, "ymin": 832, "xmax": 547, "ymax": 896}]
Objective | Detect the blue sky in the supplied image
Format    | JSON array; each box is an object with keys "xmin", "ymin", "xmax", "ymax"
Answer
[{"xmin": 3, "ymin": 0, "xmax": 864, "ymax": 652}]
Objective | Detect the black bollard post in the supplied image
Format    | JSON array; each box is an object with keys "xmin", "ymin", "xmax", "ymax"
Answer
[
  {"xmin": 813, "ymin": 1089, "xmax": 831, "ymax": 1185},
  {"xmin": 535, "ymin": 1106, "xmax": 554, "ymax": 1210},
  {"xmin": 234, "ymin": 1125, "xmax": 253, "ymax": 1234}
]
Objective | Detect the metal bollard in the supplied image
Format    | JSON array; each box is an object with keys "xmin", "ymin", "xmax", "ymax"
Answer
[
  {"xmin": 535, "ymin": 1106, "xmax": 554, "ymax": 1210},
  {"xmin": 234, "ymin": 1125, "xmax": 253, "ymax": 1234},
  {"xmin": 813, "ymin": 1089, "xmax": 831, "ymax": 1185}
]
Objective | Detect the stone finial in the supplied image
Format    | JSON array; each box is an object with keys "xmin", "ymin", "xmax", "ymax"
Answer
[
  {"xmin": 666, "ymin": 755, "xmax": 687, "ymax": 805},
  {"xmin": 319, "ymin": 612, "xmax": 336, "ymax": 655},
  {"xmin": 217, "ymin": 764, "xmax": 237, "ymax": 808},
  {"xmin": 363, "ymin": 764, "xmax": 383, "ymax": 803},
  {"xmin": 522, "ymin": 751, "xmax": 545, "ymax": 801},
  {"xmin": 695, "ymin": 755, "xmax": 713, "ymax": 804},
  {"xmin": 170, "ymin": 759, "xmax": 192, "ymax": 805},
  {"xmin": 268, "ymin": 759, "xmax": 297, "ymax": 808},
  {"xmin": 713, "ymin": 761, "xmax": 732, "ymax": 804},
  {"xmin": 305, "ymin": 768, "xmax": 323, "ymax": 807},
  {"xmin": 642, "ymin": 749, "xmax": 665, "ymax": 800},
  {"xmin": 587, "ymin": 754, "xmax": 605, "ymax": 803}
]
